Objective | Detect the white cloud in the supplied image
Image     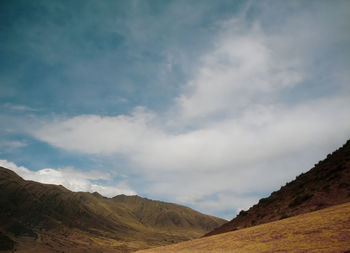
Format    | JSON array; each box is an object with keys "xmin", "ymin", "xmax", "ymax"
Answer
[
  {"xmin": 0, "ymin": 159, "xmax": 136, "ymax": 197},
  {"xmin": 31, "ymin": 106, "xmax": 160, "ymax": 155},
  {"xmin": 31, "ymin": 96, "xmax": 350, "ymax": 173},
  {"xmin": 175, "ymin": 20, "xmax": 304, "ymax": 122}
]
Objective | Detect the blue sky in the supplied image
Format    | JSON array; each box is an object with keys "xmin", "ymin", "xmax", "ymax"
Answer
[{"xmin": 0, "ymin": 0, "xmax": 349, "ymax": 219}]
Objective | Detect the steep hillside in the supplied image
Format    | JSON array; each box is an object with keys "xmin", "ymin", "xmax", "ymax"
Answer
[
  {"xmin": 138, "ymin": 201, "xmax": 350, "ymax": 253},
  {"xmin": 0, "ymin": 167, "xmax": 226, "ymax": 252},
  {"xmin": 206, "ymin": 140, "xmax": 350, "ymax": 237}
]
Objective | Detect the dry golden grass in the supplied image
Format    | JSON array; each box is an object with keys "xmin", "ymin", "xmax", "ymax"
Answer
[{"xmin": 138, "ymin": 201, "xmax": 350, "ymax": 253}]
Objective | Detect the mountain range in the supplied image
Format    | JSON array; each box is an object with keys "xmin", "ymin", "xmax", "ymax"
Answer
[{"xmin": 0, "ymin": 166, "xmax": 226, "ymax": 252}]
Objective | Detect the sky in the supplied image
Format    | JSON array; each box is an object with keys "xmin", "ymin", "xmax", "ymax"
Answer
[{"xmin": 0, "ymin": 0, "xmax": 349, "ymax": 219}]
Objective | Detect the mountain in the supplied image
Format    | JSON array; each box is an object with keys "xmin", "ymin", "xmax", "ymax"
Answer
[
  {"xmin": 137, "ymin": 201, "xmax": 350, "ymax": 252},
  {"xmin": 206, "ymin": 139, "xmax": 350, "ymax": 237},
  {"xmin": 0, "ymin": 167, "xmax": 226, "ymax": 252}
]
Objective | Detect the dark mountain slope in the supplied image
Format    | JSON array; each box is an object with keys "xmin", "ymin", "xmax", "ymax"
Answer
[
  {"xmin": 206, "ymin": 139, "xmax": 350, "ymax": 237},
  {"xmin": 0, "ymin": 167, "xmax": 226, "ymax": 252}
]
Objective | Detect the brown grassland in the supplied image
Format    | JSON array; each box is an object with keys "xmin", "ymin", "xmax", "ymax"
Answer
[{"xmin": 138, "ymin": 201, "xmax": 350, "ymax": 253}]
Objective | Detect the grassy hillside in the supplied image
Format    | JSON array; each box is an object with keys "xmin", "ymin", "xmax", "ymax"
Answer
[
  {"xmin": 0, "ymin": 167, "xmax": 226, "ymax": 252},
  {"xmin": 138, "ymin": 201, "xmax": 350, "ymax": 253},
  {"xmin": 206, "ymin": 140, "xmax": 350, "ymax": 236},
  {"xmin": 112, "ymin": 195, "xmax": 222, "ymax": 232}
]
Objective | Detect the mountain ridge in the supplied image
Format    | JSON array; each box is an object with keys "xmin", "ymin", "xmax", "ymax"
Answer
[{"xmin": 0, "ymin": 166, "xmax": 226, "ymax": 252}]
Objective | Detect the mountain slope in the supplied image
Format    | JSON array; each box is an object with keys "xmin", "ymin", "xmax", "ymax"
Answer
[
  {"xmin": 112, "ymin": 195, "xmax": 222, "ymax": 231},
  {"xmin": 0, "ymin": 166, "xmax": 226, "ymax": 252},
  {"xmin": 206, "ymin": 140, "xmax": 350, "ymax": 237},
  {"xmin": 138, "ymin": 201, "xmax": 350, "ymax": 253}
]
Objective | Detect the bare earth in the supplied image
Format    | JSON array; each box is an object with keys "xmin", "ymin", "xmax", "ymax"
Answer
[{"xmin": 138, "ymin": 201, "xmax": 350, "ymax": 253}]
